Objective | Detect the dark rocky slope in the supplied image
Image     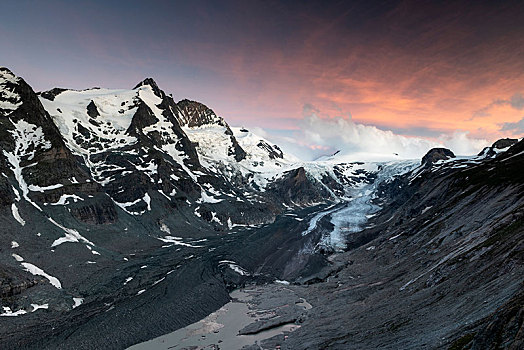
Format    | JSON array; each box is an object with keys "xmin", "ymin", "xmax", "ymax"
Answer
[{"xmin": 280, "ymin": 141, "xmax": 524, "ymax": 349}]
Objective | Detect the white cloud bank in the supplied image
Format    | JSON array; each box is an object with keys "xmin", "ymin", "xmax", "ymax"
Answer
[{"xmin": 259, "ymin": 108, "xmax": 489, "ymax": 161}]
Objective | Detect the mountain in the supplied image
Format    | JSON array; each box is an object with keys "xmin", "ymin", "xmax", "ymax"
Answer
[
  {"xmin": 0, "ymin": 67, "xmax": 376, "ymax": 348},
  {"xmin": 281, "ymin": 140, "xmax": 524, "ymax": 349},
  {"xmin": 0, "ymin": 67, "xmax": 522, "ymax": 350}
]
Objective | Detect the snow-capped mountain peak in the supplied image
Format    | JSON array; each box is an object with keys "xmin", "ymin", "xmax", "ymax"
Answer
[{"xmin": 133, "ymin": 77, "xmax": 164, "ymax": 98}]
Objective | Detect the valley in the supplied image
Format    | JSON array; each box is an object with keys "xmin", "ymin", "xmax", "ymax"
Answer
[{"xmin": 0, "ymin": 67, "xmax": 522, "ymax": 350}]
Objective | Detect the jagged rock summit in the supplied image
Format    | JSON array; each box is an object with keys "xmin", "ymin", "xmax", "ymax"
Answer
[
  {"xmin": 478, "ymin": 137, "xmax": 519, "ymax": 158},
  {"xmin": 421, "ymin": 147, "xmax": 455, "ymax": 166}
]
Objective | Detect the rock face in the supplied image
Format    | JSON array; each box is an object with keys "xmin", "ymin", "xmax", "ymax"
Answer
[
  {"xmin": 0, "ymin": 67, "xmax": 92, "ymax": 206},
  {"xmin": 37, "ymin": 87, "xmax": 68, "ymax": 101},
  {"xmin": 257, "ymin": 140, "xmax": 284, "ymax": 159},
  {"xmin": 0, "ymin": 265, "xmax": 42, "ymax": 298},
  {"xmin": 492, "ymin": 137, "xmax": 518, "ymax": 149},
  {"xmin": 279, "ymin": 139, "xmax": 524, "ymax": 350},
  {"xmin": 177, "ymin": 99, "xmax": 247, "ymax": 161},
  {"xmin": 177, "ymin": 99, "xmax": 228, "ymax": 128},
  {"xmin": 267, "ymin": 167, "xmax": 334, "ymax": 206},
  {"xmin": 467, "ymin": 287, "xmax": 524, "ymax": 349},
  {"xmin": 478, "ymin": 137, "xmax": 519, "ymax": 158},
  {"xmin": 421, "ymin": 147, "xmax": 455, "ymax": 166}
]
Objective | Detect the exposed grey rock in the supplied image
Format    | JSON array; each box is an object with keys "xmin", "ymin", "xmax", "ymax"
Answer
[
  {"xmin": 177, "ymin": 99, "xmax": 227, "ymax": 128},
  {"xmin": 133, "ymin": 77, "xmax": 163, "ymax": 98},
  {"xmin": 267, "ymin": 167, "xmax": 334, "ymax": 206},
  {"xmin": 421, "ymin": 147, "xmax": 455, "ymax": 166},
  {"xmin": 478, "ymin": 138, "xmax": 519, "ymax": 158},
  {"xmin": 38, "ymin": 87, "xmax": 68, "ymax": 101},
  {"xmin": 257, "ymin": 140, "xmax": 283, "ymax": 160},
  {"xmin": 86, "ymin": 100, "xmax": 100, "ymax": 119},
  {"xmin": 177, "ymin": 99, "xmax": 247, "ymax": 161},
  {"xmin": 469, "ymin": 286, "xmax": 524, "ymax": 350},
  {"xmin": 492, "ymin": 138, "xmax": 518, "ymax": 149}
]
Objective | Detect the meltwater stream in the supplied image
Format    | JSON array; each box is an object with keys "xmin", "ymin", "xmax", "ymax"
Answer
[
  {"xmin": 128, "ymin": 285, "xmax": 310, "ymax": 350},
  {"xmin": 319, "ymin": 160, "xmax": 418, "ymax": 251}
]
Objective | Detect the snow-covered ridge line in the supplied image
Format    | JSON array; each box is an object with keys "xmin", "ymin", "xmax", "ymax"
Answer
[{"xmin": 36, "ymin": 76, "xmax": 340, "ymax": 204}]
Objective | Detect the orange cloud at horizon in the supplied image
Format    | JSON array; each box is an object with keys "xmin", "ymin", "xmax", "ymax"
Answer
[
  {"xmin": 206, "ymin": 43, "xmax": 524, "ymax": 144},
  {"xmin": 178, "ymin": 2, "xmax": 524, "ymax": 144},
  {"xmin": 3, "ymin": 0, "xmax": 523, "ymax": 147}
]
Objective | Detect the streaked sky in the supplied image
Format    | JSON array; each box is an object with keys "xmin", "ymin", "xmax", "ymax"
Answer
[{"xmin": 1, "ymin": 0, "xmax": 523, "ymax": 159}]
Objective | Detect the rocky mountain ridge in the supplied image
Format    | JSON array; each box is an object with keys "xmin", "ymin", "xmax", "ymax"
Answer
[
  {"xmin": 0, "ymin": 67, "xmax": 380, "ymax": 348},
  {"xmin": 280, "ymin": 138, "xmax": 524, "ymax": 349}
]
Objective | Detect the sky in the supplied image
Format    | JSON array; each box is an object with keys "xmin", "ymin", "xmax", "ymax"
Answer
[{"xmin": 1, "ymin": 0, "xmax": 524, "ymax": 160}]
